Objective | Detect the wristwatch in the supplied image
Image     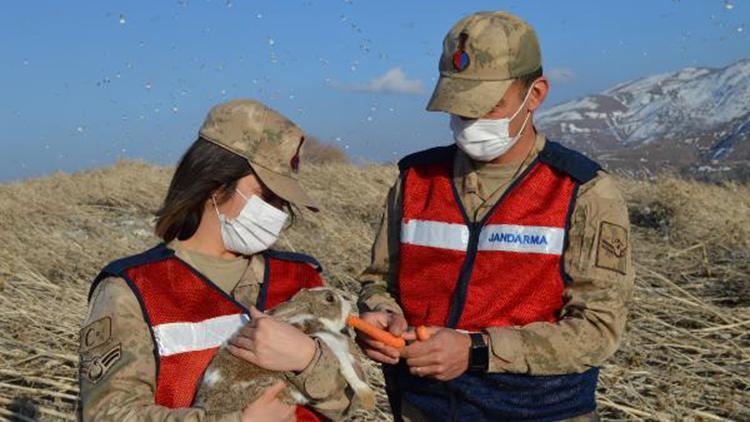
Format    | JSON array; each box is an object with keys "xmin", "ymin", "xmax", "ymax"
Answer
[{"xmin": 468, "ymin": 332, "xmax": 489, "ymax": 373}]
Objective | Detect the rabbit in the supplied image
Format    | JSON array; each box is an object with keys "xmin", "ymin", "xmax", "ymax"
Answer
[{"xmin": 193, "ymin": 287, "xmax": 375, "ymax": 414}]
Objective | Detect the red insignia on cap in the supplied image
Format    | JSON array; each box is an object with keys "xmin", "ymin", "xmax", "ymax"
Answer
[
  {"xmin": 290, "ymin": 136, "xmax": 304, "ymax": 172},
  {"xmin": 452, "ymin": 33, "xmax": 470, "ymax": 72}
]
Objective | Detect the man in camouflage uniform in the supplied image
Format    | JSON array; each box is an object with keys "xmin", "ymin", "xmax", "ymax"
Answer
[{"xmin": 356, "ymin": 11, "xmax": 634, "ymax": 422}]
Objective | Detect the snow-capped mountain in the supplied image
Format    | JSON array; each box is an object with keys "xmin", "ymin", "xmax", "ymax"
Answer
[{"xmin": 537, "ymin": 58, "xmax": 750, "ymax": 180}]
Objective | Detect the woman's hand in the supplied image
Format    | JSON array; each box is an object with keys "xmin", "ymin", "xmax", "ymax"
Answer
[
  {"xmin": 241, "ymin": 381, "xmax": 295, "ymax": 422},
  {"xmin": 228, "ymin": 306, "xmax": 317, "ymax": 372}
]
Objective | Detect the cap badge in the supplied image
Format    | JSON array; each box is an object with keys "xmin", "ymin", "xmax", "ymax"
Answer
[
  {"xmin": 290, "ymin": 136, "xmax": 304, "ymax": 173},
  {"xmin": 452, "ymin": 33, "xmax": 470, "ymax": 72}
]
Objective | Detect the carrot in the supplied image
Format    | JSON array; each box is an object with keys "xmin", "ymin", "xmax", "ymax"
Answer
[
  {"xmin": 347, "ymin": 315, "xmax": 406, "ymax": 349},
  {"xmin": 416, "ymin": 325, "xmax": 432, "ymax": 341}
]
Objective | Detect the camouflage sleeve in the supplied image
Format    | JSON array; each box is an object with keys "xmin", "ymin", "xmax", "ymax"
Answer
[
  {"xmin": 79, "ymin": 277, "xmax": 242, "ymax": 421},
  {"xmin": 285, "ymin": 336, "xmax": 369, "ymax": 419},
  {"xmin": 357, "ymin": 176, "xmax": 405, "ymax": 315},
  {"xmin": 484, "ymin": 172, "xmax": 635, "ymax": 375}
]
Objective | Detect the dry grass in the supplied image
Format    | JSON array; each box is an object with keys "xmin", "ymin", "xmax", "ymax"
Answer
[
  {"xmin": 300, "ymin": 137, "xmax": 351, "ymax": 165},
  {"xmin": 0, "ymin": 160, "xmax": 748, "ymax": 421}
]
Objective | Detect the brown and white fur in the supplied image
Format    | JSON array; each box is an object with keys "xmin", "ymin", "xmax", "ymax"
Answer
[{"xmin": 193, "ymin": 287, "xmax": 375, "ymax": 413}]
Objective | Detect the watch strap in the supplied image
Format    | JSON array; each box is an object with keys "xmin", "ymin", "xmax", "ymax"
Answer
[{"xmin": 468, "ymin": 332, "xmax": 489, "ymax": 373}]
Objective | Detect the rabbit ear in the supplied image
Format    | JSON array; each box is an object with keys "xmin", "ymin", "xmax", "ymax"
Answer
[
  {"xmin": 268, "ymin": 301, "xmax": 309, "ymax": 322},
  {"xmin": 269, "ymin": 290, "xmax": 310, "ymax": 320},
  {"xmin": 284, "ymin": 312, "xmax": 317, "ymax": 331}
]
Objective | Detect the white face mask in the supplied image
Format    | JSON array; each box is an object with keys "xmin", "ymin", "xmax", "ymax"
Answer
[
  {"xmin": 213, "ymin": 189, "xmax": 289, "ymax": 256},
  {"xmin": 450, "ymin": 86, "xmax": 534, "ymax": 162}
]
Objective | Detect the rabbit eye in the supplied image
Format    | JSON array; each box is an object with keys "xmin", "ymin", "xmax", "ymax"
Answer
[{"xmin": 325, "ymin": 292, "xmax": 335, "ymax": 303}]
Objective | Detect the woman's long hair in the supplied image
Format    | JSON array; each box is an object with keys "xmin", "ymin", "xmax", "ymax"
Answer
[{"xmin": 155, "ymin": 138, "xmax": 253, "ymax": 243}]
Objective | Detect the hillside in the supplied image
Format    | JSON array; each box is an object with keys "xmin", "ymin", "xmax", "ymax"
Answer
[
  {"xmin": 537, "ymin": 59, "xmax": 750, "ymax": 181},
  {"xmin": 0, "ymin": 161, "xmax": 749, "ymax": 421}
]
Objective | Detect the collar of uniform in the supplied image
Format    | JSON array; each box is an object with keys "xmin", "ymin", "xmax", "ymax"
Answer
[
  {"xmin": 165, "ymin": 239, "xmax": 264, "ymax": 288},
  {"xmin": 532, "ymin": 129, "xmax": 546, "ymax": 156},
  {"xmin": 454, "ymin": 149, "xmax": 480, "ymax": 197},
  {"xmin": 241, "ymin": 253, "xmax": 266, "ymax": 287},
  {"xmin": 167, "ymin": 239, "xmax": 242, "ymax": 266},
  {"xmin": 452, "ymin": 129, "xmax": 547, "ymax": 200},
  {"xmin": 231, "ymin": 253, "xmax": 265, "ymax": 311}
]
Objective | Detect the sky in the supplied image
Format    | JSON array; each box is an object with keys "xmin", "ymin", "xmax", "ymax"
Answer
[{"xmin": 0, "ymin": 0, "xmax": 748, "ymax": 181}]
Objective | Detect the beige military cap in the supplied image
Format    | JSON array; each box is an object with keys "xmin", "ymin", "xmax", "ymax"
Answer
[
  {"xmin": 199, "ymin": 99, "xmax": 318, "ymax": 211},
  {"xmin": 426, "ymin": 11, "xmax": 542, "ymax": 118}
]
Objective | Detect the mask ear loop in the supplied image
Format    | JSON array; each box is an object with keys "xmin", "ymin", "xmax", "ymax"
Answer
[
  {"xmin": 216, "ymin": 189, "xmax": 250, "ymax": 223},
  {"xmin": 214, "ymin": 189, "xmax": 256, "ymax": 227},
  {"xmin": 235, "ymin": 189, "xmax": 250, "ymax": 201},
  {"xmin": 512, "ymin": 110, "xmax": 533, "ymax": 143},
  {"xmin": 211, "ymin": 195, "xmax": 223, "ymax": 222},
  {"xmin": 509, "ymin": 82, "xmax": 536, "ymax": 122},
  {"xmin": 509, "ymin": 81, "xmax": 537, "ymax": 141}
]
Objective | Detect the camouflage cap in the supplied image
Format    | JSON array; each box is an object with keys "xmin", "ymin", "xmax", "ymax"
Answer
[
  {"xmin": 426, "ymin": 11, "xmax": 542, "ymax": 118},
  {"xmin": 199, "ymin": 99, "xmax": 318, "ymax": 211}
]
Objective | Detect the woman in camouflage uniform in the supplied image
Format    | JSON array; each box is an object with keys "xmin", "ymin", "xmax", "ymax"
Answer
[{"xmin": 79, "ymin": 99, "xmax": 362, "ymax": 421}]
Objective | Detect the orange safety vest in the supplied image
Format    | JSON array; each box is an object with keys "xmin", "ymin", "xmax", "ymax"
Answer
[
  {"xmin": 391, "ymin": 141, "xmax": 602, "ymax": 421},
  {"xmin": 91, "ymin": 244, "xmax": 325, "ymax": 421},
  {"xmin": 398, "ymin": 143, "xmax": 583, "ymax": 330}
]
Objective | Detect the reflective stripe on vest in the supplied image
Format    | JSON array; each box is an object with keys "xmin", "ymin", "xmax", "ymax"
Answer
[
  {"xmin": 152, "ymin": 313, "xmax": 249, "ymax": 357},
  {"xmin": 398, "ymin": 156, "xmax": 577, "ymax": 331},
  {"xmin": 402, "ymin": 220, "xmax": 566, "ymax": 255}
]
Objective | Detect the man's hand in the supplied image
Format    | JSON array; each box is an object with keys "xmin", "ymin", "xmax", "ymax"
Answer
[
  {"xmin": 401, "ymin": 327, "xmax": 471, "ymax": 381},
  {"xmin": 355, "ymin": 311, "xmax": 408, "ymax": 364}
]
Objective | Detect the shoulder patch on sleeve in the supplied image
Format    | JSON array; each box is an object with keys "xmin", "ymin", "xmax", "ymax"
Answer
[
  {"xmin": 81, "ymin": 343, "xmax": 122, "ymax": 384},
  {"xmin": 80, "ymin": 317, "xmax": 112, "ymax": 353},
  {"xmin": 595, "ymin": 221, "xmax": 628, "ymax": 274}
]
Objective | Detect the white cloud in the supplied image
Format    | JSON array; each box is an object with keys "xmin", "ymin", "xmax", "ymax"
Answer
[
  {"xmin": 547, "ymin": 68, "xmax": 575, "ymax": 83},
  {"xmin": 340, "ymin": 67, "xmax": 425, "ymax": 95}
]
